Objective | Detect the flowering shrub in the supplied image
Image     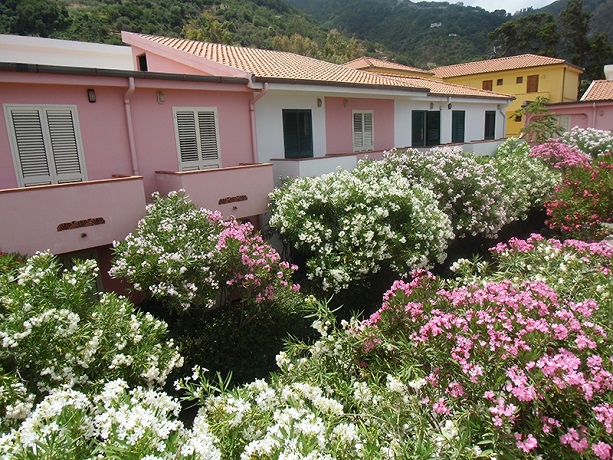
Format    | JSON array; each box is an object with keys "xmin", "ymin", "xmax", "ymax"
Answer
[
  {"xmin": 111, "ymin": 191, "xmax": 299, "ymax": 311},
  {"xmin": 268, "ymin": 169, "xmax": 452, "ymax": 292},
  {"xmin": 545, "ymin": 153, "xmax": 613, "ymax": 240},
  {"xmin": 453, "ymin": 234, "xmax": 613, "ymax": 311},
  {"xmin": 0, "ymin": 380, "xmax": 222, "ymax": 459},
  {"xmin": 559, "ymin": 127, "xmax": 613, "ymax": 158},
  {"xmin": 358, "ymin": 147, "xmax": 510, "ymax": 238},
  {"xmin": 0, "ymin": 252, "xmax": 183, "ymax": 403},
  {"xmin": 359, "ymin": 272, "xmax": 613, "ymax": 458},
  {"xmin": 529, "ymin": 141, "xmax": 591, "ymax": 170},
  {"xmin": 490, "ymin": 138, "xmax": 560, "ymax": 221}
]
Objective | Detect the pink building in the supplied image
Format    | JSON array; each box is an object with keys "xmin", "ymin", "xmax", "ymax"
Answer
[
  {"xmin": 1, "ymin": 33, "xmax": 512, "ymax": 292},
  {"xmin": 548, "ymin": 66, "xmax": 613, "ymax": 131}
]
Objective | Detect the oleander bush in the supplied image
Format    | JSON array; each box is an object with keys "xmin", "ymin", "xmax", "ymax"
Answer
[
  {"xmin": 268, "ymin": 168, "xmax": 453, "ymax": 293},
  {"xmin": 111, "ymin": 190, "xmax": 300, "ymax": 313},
  {"xmin": 357, "ymin": 146, "xmax": 510, "ymax": 238},
  {"xmin": 559, "ymin": 127, "xmax": 613, "ymax": 159}
]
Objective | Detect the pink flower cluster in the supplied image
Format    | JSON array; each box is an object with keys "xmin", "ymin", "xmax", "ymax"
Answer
[
  {"xmin": 213, "ymin": 217, "xmax": 300, "ymax": 303},
  {"xmin": 362, "ymin": 271, "xmax": 613, "ymax": 457},
  {"xmin": 530, "ymin": 141, "xmax": 592, "ymax": 170}
]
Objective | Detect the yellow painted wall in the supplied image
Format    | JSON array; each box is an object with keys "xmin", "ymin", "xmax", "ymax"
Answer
[{"xmin": 442, "ymin": 65, "xmax": 581, "ymax": 137}]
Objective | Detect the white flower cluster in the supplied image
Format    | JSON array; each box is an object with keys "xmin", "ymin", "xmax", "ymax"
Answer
[
  {"xmin": 0, "ymin": 252, "xmax": 183, "ymax": 397},
  {"xmin": 363, "ymin": 147, "xmax": 510, "ymax": 238},
  {"xmin": 559, "ymin": 126, "xmax": 613, "ymax": 158},
  {"xmin": 0, "ymin": 380, "xmax": 222, "ymax": 459},
  {"xmin": 269, "ymin": 168, "xmax": 452, "ymax": 292},
  {"xmin": 491, "ymin": 138, "xmax": 561, "ymax": 221}
]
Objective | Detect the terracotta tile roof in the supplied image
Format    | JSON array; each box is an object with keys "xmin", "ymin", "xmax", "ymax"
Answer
[
  {"xmin": 398, "ymin": 76, "xmax": 512, "ymax": 98},
  {"xmin": 344, "ymin": 57, "xmax": 433, "ymax": 76},
  {"xmin": 133, "ymin": 34, "xmax": 427, "ymax": 90},
  {"xmin": 432, "ymin": 54, "xmax": 580, "ymax": 79},
  {"xmin": 581, "ymin": 80, "xmax": 613, "ymax": 101}
]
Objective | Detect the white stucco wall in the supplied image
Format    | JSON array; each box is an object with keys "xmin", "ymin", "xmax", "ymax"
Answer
[
  {"xmin": 0, "ymin": 34, "xmax": 133, "ymax": 70},
  {"xmin": 254, "ymin": 91, "xmax": 327, "ymax": 163}
]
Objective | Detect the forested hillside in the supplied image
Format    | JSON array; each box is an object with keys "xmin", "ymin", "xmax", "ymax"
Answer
[{"xmin": 1, "ymin": 0, "xmax": 613, "ymax": 71}]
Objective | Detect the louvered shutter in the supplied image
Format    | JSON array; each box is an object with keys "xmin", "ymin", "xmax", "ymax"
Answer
[
  {"xmin": 174, "ymin": 108, "xmax": 221, "ymax": 171},
  {"xmin": 45, "ymin": 108, "xmax": 85, "ymax": 183},
  {"xmin": 353, "ymin": 111, "xmax": 374, "ymax": 152},
  {"xmin": 451, "ymin": 111, "xmax": 465, "ymax": 143},
  {"xmin": 5, "ymin": 105, "xmax": 86, "ymax": 187}
]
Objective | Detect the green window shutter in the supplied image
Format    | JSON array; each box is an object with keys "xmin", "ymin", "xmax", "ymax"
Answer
[
  {"xmin": 484, "ymin": 110, "xmax": 496, "ymax": 140},
  {"xmin": 452, "ymin": 111, "xmax": 465, "ymax": 143},
  {"xmin": 283, "ymin": 109, "xmax": 313, "ymax": 158}
]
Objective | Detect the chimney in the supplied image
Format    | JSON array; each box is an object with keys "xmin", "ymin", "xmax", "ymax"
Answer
[{"xmin": 605, "ymin": 65, "xmax": 613, "ymax": 80}]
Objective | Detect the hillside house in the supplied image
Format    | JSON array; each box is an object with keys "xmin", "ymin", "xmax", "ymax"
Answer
[{"xmin": 431, "ymin": 54, "xmax": 583, "ymax": 137}]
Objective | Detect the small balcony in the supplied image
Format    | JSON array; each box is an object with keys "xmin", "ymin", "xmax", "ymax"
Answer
[
  {"xmin": 0, "ymin": 176, "xmax": 147, "ymax": 256},
  {"xmin": 155, "ymin": 163, "xmax": 274, "ymax": 219}
]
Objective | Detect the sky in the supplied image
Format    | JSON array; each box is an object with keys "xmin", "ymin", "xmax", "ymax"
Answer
[{"xmin": 428, "ymin": 0, "xmax": 556, "ymax": 14}]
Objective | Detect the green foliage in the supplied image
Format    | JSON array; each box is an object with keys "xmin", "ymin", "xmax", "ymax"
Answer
[
  {"xmin": 560, "ymin": 0, "xmax": 592, "ymax": 68},
  {"xmin": 0, "ymin": 252, "xmax": 183, "ymax": 403},
  {"xmin": 512, "ymin": 97, "xmax": 564, "ymax": 143},
  {"xmin": 488, "ymin": 13, "xmax": 559, "ymax": 56}
]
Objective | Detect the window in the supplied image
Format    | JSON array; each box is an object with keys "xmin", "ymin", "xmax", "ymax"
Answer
[
  {"xmin": 482, "ymin": 80, "xmax": 493, "ymax": 91},
  {"xmin": 557, "ymin": 115, "xmax": 571, "ymax": 132},
  {"xmin": 527, "ymin": 75, "xmax": 539, "ymax": 93},
  {"xmin": 137, "ymin": 54, "xmax": 148, "ymax": 71},
  {"xmin": 451, "ymin": 111, "xmax": 465, "ymax": 143},
  {"xmin": 5, "ymin": 104, "xmax": 87, "ymax": 187},
  {"xmin": 484, "ymin": 110, "xmax": 496, "ymax": 140},
  {"xmin": 352, "ymin": 110, "xmax": 374, "ymax": 152},
  {"xmin": 282, "ymin": 109, "xmax": 313, "ymax": 158},
  {"xmin": 173, "ymin": 108, "xmax": 222, "ymax": 171},
  {"xmin": 516, "ymin": 76, "xmax": 523, "ymax": 84},
  {"xmin": 412, "ymin": 110, "xmax": 440, "ymax": 147},
  {"xmin": 515, "ymin": 115, "xmax": 522, "ymax": 123},
  {"xmin": 497, "ymin": 79, "xmax": 503, "ymax": 86}
]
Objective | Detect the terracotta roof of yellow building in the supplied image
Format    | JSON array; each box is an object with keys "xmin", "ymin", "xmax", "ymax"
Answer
[
  {"xmin": 581, "ymin": 80, "xmax": 613, "ymax": 101},
  {"xmin": 432, "ymin": 54, "xmax": 582, "ymax": 79},
  {"xmin": 126, "ymin": 33, "xmax": 511, "ymax": 99},
  {"xmin": 344, "ymin": 57, "xmax": 433, "ymax": 76}
]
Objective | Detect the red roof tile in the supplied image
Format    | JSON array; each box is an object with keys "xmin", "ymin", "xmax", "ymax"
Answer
[
  {"xmin": 581, "ymin": 80, "xmax": 613, "ymax": 101},
  {"xmin": 344, "ymin": 57, "xmax": 433, "ymax": 75},
  {"xmin": 432, "ymin": 54, "xmax": 581, "ymax": 79}
]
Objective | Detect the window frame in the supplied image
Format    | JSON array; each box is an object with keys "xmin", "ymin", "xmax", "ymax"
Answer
[
  {"xmin": 352, "ymin": 110, "xmax": 374, "ymax": 152},
  {"xmin": 173, "ymin": 107, "xmax": 222, "ymax": 171},
  {"xmin": 4, "ymin": 104, "xmax": 87, "ymax": 187}
]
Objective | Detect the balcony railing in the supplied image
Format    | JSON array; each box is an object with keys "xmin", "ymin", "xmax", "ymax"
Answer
[
  {"xmin": 0, "ymin": 176, "xmax": 146, "ymax": 256},
  {"xmin": 155, "ymin": 163, "xmax": 274, "ymax": 219}
]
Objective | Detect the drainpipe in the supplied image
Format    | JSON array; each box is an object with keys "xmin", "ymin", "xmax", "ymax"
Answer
[
  {"xmin": 124, "ymin": 77, "xmax": 139, "ymax": 176},
  {"xmin": 249, "ymin": 83, "xmax": 269, "ymax": 164},
  {"xmin": 592, "ymin": 102, "xmax": 598, "ymax": 129}
]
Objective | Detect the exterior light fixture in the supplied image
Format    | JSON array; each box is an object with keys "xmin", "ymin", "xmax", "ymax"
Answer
[
  {"xmin": 156, "ymin": 91, "xmax": 165, "ymax": 104},
  {"xmin": 448, "ymin": 103, "xmax": 452, "ymax": 109},
  {"xmin": 317, "ymin": 98, "xmax": 322, "ymax": 107},
  {"xmin": 87, "ymin": 88, "xmax": 96, "ymax": 103}
]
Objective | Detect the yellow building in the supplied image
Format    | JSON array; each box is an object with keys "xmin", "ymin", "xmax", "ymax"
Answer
[{"xmin": 432, "ymin": 55, "xmax": 583, "ymax": 136}]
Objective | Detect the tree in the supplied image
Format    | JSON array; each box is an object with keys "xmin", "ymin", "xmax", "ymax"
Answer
[
  {"xmin": 181, "ymin": 13, "xmax": 233, "ymax": 45},
  {"xmin": 559, "ymin": 0, "xmax": 591, "ymax": 69},
  {"xmin": 488, "ymin": 13, "xmax": 558, "ymax": 57},
  {"xmin": 585, "ymin": 32, "xmax": 613, "ymax": 82},
  {"xmin": 11, "ymin": 0, "xmax": 68, "ymax": 37},
  {"xmin": 272, "ymin": 33, "xmax": 320, "ymax": 58},
  {"xmin": 512, "ymin": 97, "xmax": 564, "ymax": 143}
]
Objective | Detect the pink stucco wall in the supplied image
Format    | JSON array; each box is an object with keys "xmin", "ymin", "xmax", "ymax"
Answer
[
  {"xmin": 549, "ymin": 101, "xmax": 613, "ymax": 131},
  {"xmin": 324, "ymin": 97, "xmax": 395, "ymax": 155},
  {"xmin": 0, "ymin": 72, "xmax": 255, "ymax": 197},
  {"xmin": 131, "ymin": 45, "xmax": 211, "ymax": 76}
]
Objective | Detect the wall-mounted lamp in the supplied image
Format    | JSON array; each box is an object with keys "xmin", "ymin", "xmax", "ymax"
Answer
[
  {"xmin": 317, "ymin": 98, "xmax": 322, "ymax": 107},
  {"xmin": 156, "ymin": 91, "xmax": 165, "ymax": 104},
  {"xmin": 87, "ymin": 88, "xmax": 96, "ymax": 103},
  {"xmin": 343, "ymin": 99, "xmax": 349, "ymax": 108},
  {"xmin": 447, "ymin": 103, "xmax": 452, "ymax": 110},
  {"xmin": 429, "ymin": 102, "xmax": 434, "ymax": 110}
]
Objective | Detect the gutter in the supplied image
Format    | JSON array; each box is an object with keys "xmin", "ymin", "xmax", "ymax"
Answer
[
  {"xmin": 249, "ymin": 83, "xmax": 269, "ymax": 164},
  {"xmin": 124, "ymin": 77, "xmax": 139, "ymax": 176}
]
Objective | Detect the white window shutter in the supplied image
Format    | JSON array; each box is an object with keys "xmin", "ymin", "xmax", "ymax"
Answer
[
  {"xmin": 175, "ymin": 108, "xmax": 221, "ymax": 171},
  {"xmin": 45, "ymin": 108, "xmax": 85, "ymax": 184},
  {"xmin": 352, "ymin": 111, "xmax": 374, "ymax": 152},
  {"xmin": 5, "ymin": 105, "xmax": 86, "ymax": 187}
]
